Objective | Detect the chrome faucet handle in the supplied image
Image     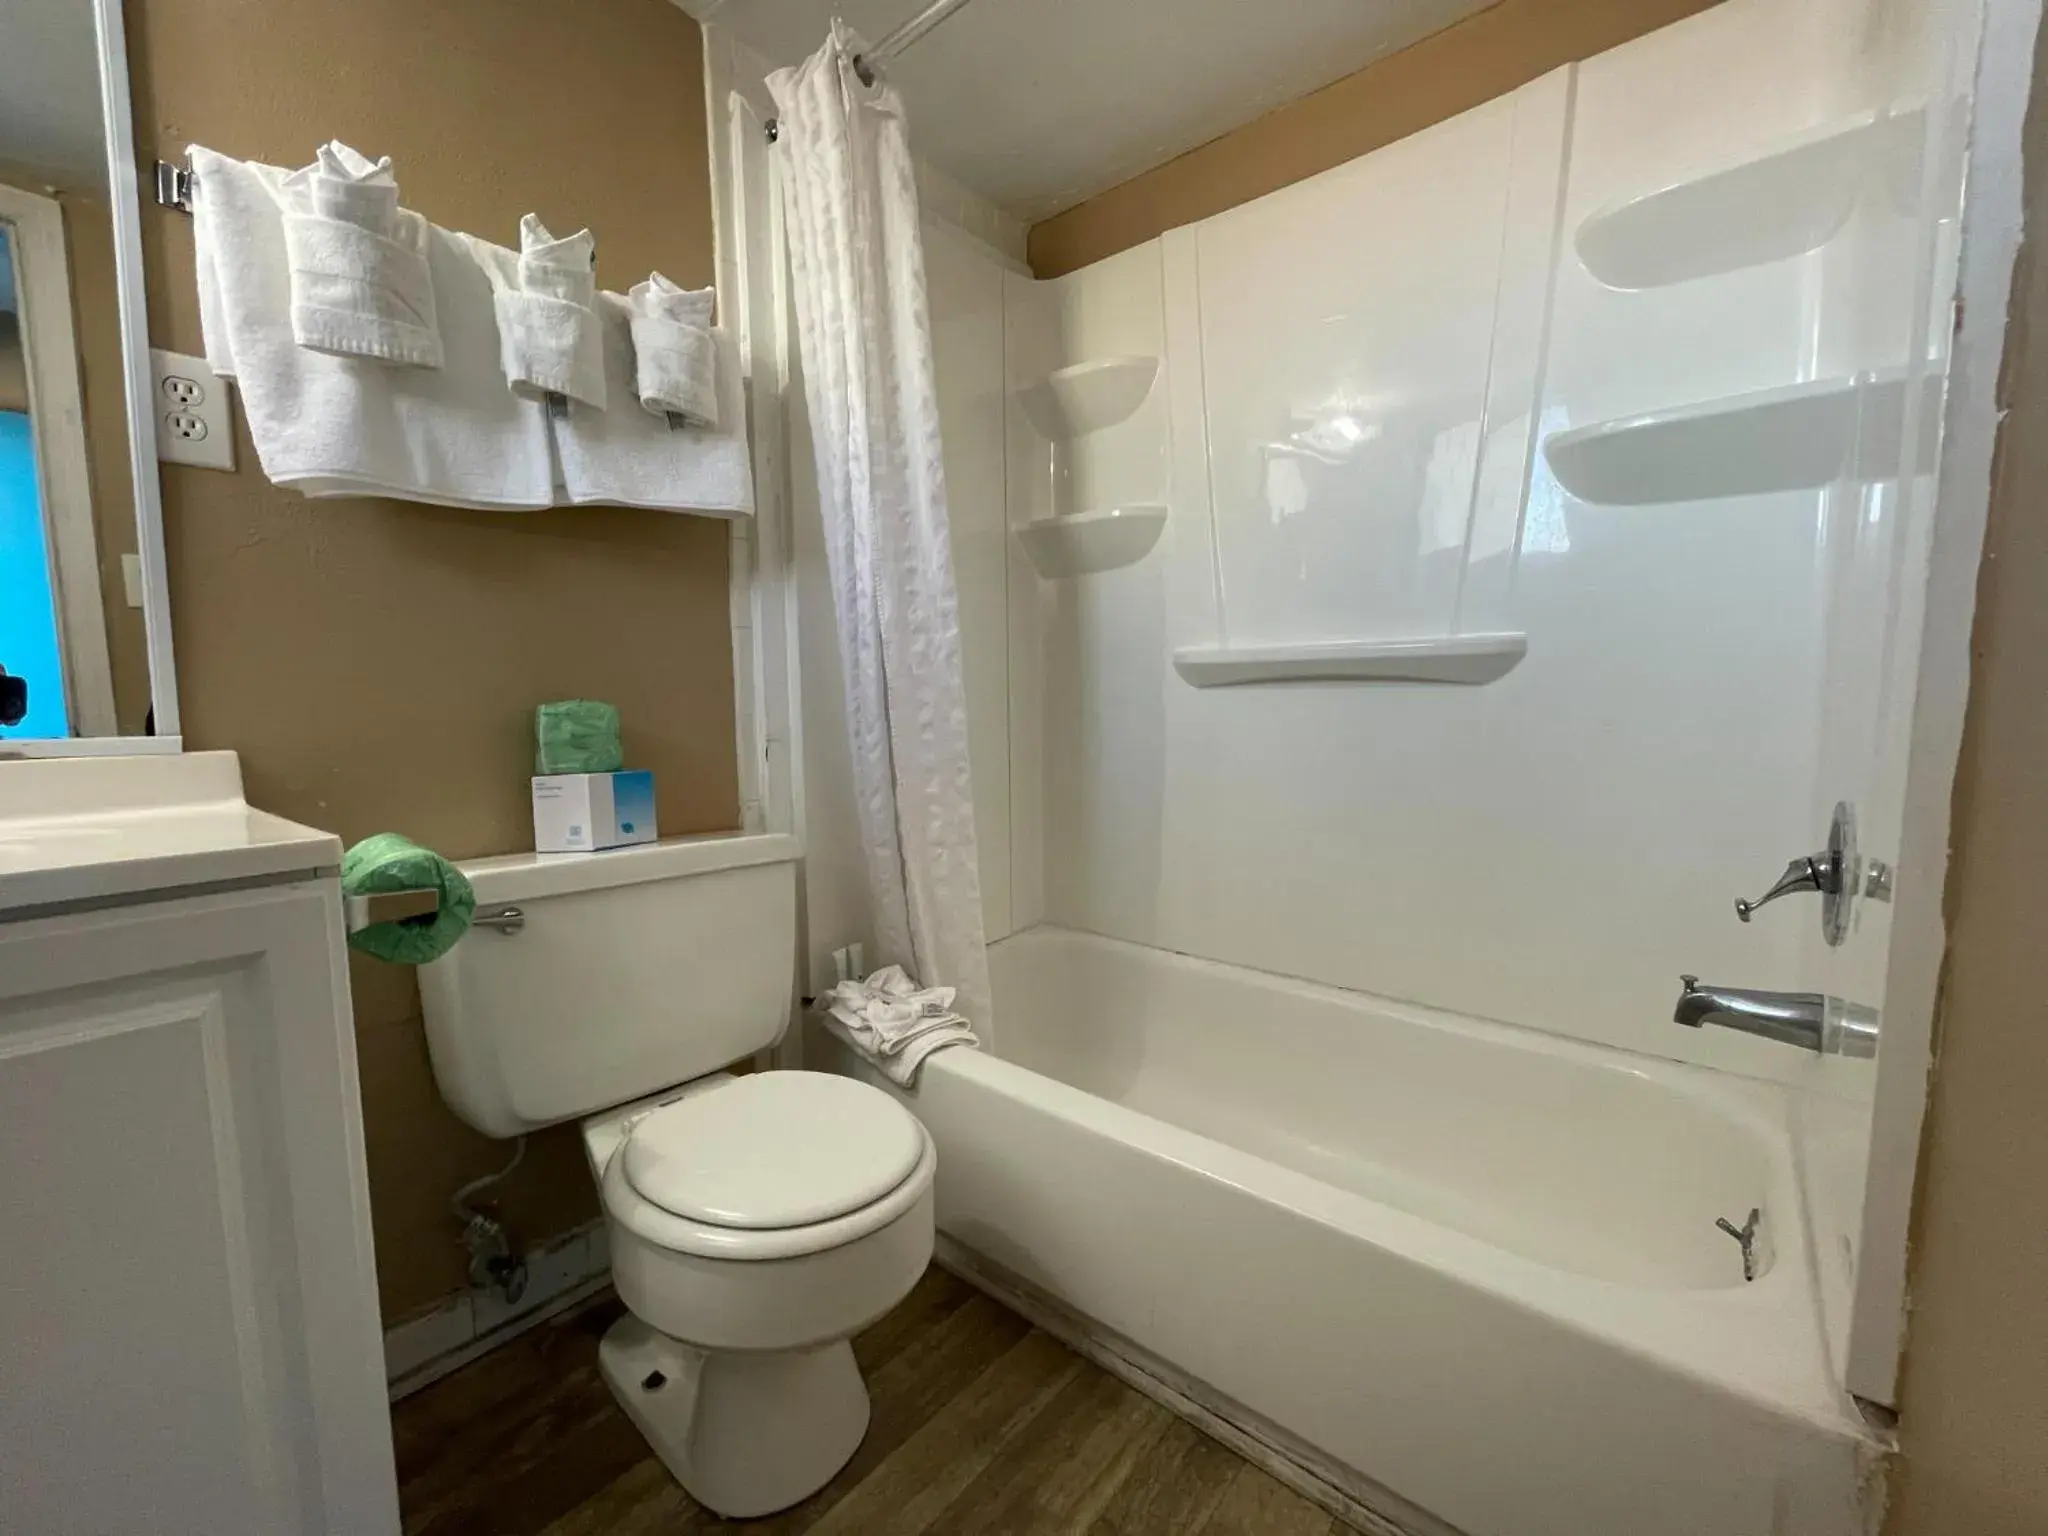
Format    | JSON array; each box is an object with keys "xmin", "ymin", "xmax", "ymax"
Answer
[{"xmin": 1733, "ymin": 854, "xmax": 1836, "ymax": 923}]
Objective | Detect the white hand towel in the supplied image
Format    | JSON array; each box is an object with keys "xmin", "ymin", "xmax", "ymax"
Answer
[
  {"xmin": 278, "ymin": 141, "xmax": 442, "ymax": 368},
  {"xmin": 820, "ymin": 1010, "xmax": 974, "ymax": 1088},
  {"xmin": 627, "ymin": 274, "xmax": 719, "ymax": 427},
  {"xmin": 491, "ymin": 214, "xmax": 606, "ymax": 409},
  {"xmin": 550, "ymin": 292, "xmax": 753, "ymax": 515},
  {"xmin": 189, "ymin": 145, "xmax": 554, "ymax": 509},
  {"xmin": 823, "ymin": 964, "xmax": 978, "ymax": 1086}
]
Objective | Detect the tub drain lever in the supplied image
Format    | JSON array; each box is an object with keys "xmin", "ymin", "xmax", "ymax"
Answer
[{"xmin": 1716, "ymin": 1207, "xmax": 1762, "ymax": 1282}]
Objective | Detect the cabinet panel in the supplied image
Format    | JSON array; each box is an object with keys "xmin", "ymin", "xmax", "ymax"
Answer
[
  {"xmin": 0, "ymin": 976, "xmax": 291, "ymax": 1532},
  {"xmin": 0, "ymin": 884, "xmax": 396, "ymax": 1536}
]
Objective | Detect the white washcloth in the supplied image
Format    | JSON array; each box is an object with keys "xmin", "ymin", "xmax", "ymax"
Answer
[
  {"xmin": 552, "ymin": 293, "xmax": 753, "ymax": 514},
  {"xmin": 190, "ymin": 145, "xmax": 554, "ymax": 509},
  {"xmin": 627, "ymin": 274, "xmax": 718, "ymax": 427},
  {"xmin": 823, "ymin": 964, "xmax": 978, "ymax": 1086},
  {"xmin": 278, "ymin": 141, "xmax": 441, "ymax": 368},
  {"xmin": 491, "ymin": 214, "xmax": 605, "ymax": 409}
]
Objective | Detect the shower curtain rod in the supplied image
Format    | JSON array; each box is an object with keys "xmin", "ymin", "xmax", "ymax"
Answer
[{"xmin": 764, "ymin": 0, "xmax": 981, "ymax": 140}]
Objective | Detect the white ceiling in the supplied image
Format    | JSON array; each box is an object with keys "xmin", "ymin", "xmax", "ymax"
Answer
[
  {"xmin": 0, "ymin": 0, "xmax": 108, "ymax": 189},
  {"xmin": 681, "ymin": 0, "xmax": 1498, "ymax": 222}
]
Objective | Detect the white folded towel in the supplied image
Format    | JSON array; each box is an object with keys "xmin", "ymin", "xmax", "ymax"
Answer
[
  {"xmin": 551, "ymin": 293, "xmax": 753, "ymax": 515},
  {"xmin": 491, "ymin": 214, "xmax": 605, "ymax": 409},
  {"xmin": 823, "ymin": 964, "xmax": 978, "ymax": 1087},
  {"xmin": 190, "ymin": 144, "xmax": 554, "ymax": 509},
  {"xmin": 627, "ymin": 274, "xmax": 718, "ymax": 427},
  {"xmin": 278, "ymin": 142, "xmax": 441, "ymax": 368}
]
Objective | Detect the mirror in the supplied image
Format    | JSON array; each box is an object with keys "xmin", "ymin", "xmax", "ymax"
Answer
[{"xmin": 0, "ymin": 0, "xmax": 176, "ymax": 749}]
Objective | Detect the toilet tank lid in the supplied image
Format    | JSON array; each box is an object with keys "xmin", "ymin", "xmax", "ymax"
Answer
[{"xmin": 457, "ymin": 832, "xmax": 798, "ymax": 905}]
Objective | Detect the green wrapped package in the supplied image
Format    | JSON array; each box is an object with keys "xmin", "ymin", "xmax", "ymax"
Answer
[
  {"xmin": 536, "ymin": 699, "xmax": 624, "ymax": 775},
  {"xmin": 342, "ymin": 833, "xmax": 476, "ymax": 965}
]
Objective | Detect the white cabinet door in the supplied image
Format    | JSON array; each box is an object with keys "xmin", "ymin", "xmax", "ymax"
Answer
[{"xmin": 0, "ymin": 881, "xmax": 397, "ymax": 1535}]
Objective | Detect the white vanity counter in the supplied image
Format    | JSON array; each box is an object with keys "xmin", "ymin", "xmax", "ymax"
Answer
[{"xmin": 0, "ymin": 750, "xmax": 340, "ymax": 915}]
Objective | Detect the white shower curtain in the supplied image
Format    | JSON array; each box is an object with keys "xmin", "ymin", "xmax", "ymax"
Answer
[{"xmin": 769, "ymin": 25, "xmax": 993, "ymax": 1033}]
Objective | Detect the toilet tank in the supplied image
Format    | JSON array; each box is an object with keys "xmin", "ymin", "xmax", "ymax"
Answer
[{"xmin": 417, "ymin": 833, "xmax": 799, "ymax": 1138}]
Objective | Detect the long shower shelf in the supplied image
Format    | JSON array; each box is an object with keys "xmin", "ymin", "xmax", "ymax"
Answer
[
  {"xmin": 1019, "ymin": 356, "xmax": 1159, "ymax": 439},
  {"xmin": 1542, "ymin": 366, "xmax": 1942, "ymax": 506},
  {"xmin": 1575, "ymin": 104, "xmax": 1925, "ymax": 290},
  {"xmin": 1172, "ymin": 633, "xmax": 1528, "ymax": 688},
  {"xmin": 1018, "ymin": 505, "xmax": 1167, "ymax": 577}
]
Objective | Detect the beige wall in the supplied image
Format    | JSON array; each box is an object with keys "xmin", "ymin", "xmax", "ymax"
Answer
[
  {"xmin": 1885, "ymin": 9, "xmax": 2048, "ymax": 1527},
  {"xmin": 1027, "ymin": 0, "xmax": 1726, "ymax": 278},
  {"xmin": 125, "ymin": 0, "xmax": 737, "ymax": 1321}
]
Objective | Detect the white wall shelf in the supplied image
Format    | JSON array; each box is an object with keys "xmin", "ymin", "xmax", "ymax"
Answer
[
  {"xmin": 1543, "ymin": 366, "xmax": 1941, "ymax": 506},
  {"xmin": 1018, "ymin": 357, "xmax": 1159, "ymax": 439},
  {"xmin": 1171, "ymin": 633, "xmax": 1528, "ymax": 688},
  {"xmin": 1017, "ymin": 505, "xmax": 1167, "ymax": 578},
  {"xmin": 1575, "ymin": 105, "xmax": 1925, "ymax": 289}
]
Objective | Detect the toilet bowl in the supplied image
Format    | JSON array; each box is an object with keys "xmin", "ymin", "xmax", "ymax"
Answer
[
  {"xmin": 585, "ymin": 1071, "xmax": 936, "ymax": 1516},
  {"xmin": 415, "ymin": 834, "xmax": 936, "ymax": 1517}
]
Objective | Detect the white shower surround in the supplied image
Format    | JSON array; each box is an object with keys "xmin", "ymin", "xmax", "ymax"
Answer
[
  {"xmin": 826, "ymin": 925, "xmax": 1877, "ymax": 1536},
  {"xmin": 768, "ymin": 24, "xmax": 992, "ymax": 1028},
  {"xmin": 752, "ymin": 0, "xmax": 2003, "ymax": 1526}
]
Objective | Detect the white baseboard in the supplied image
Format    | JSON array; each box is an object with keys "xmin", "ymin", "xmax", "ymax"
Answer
[
  {"xmin": 385, "ymin": 1220, "xmax": 613, "ymax": 1401},
  {"xmin": 934, "ymin": 1236, "xmax": 1454, "ymax": 1536}
]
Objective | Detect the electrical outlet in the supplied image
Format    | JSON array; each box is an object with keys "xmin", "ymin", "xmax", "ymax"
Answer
[{"xmin": 150, "ymin": 348, "xmax": 235, "ymax": 471}]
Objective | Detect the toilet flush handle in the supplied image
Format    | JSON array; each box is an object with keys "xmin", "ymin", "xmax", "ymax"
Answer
[{"xmin": 473, "ymin": 905, "xmax": 526, "ymax": 935}]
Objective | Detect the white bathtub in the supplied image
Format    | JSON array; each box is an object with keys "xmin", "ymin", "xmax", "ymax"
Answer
[{"xmin": 829, "ymin": 926, "xmax": 1880, "ymax": 1536}]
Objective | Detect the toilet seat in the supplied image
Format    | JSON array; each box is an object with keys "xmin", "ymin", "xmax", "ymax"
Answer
[
  {"xmin": 599, "ymin": 1075, "xmax": 937, "ymax": 1263},
  {"xmin": 623, "ymin": 1072, "xmax": 924, "ymax": 1230}
]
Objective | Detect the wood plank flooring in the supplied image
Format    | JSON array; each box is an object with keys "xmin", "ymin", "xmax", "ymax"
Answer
[{"xmin": 392, "ymin": 1265, "xmax": 1343, "ymax": 1536}]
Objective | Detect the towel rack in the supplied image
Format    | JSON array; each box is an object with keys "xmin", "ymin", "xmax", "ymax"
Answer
[
  {"xmin": 151, "ymin": 157, "xmax": 597, "ymax": 268},
  {"xmin": 343, "ymin": 886, "xmax": 440, "ymax": 933},
  {"xmin": 154, "ymin": 159, "xmax": 193, "ymax": 213}
]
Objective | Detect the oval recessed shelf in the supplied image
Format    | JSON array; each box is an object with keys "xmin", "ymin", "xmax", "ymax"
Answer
[
  {"xmin": 1576, "ymin": 105, "xmax": 1925, "ymax": 290},
  {"xmin": 1018, "ymin": 505, "xmax": 1167, "ymax": 578},
  {"xmin": 1018, "ymin": 357, "xmax": 1159, "ymax": 439},
  {"xmin": 1542, "ymin": 366, "xmax": 1942, "ymax": 506},
  {"xmin": 1172, "ymin": 633, "xmax": 1528, "ymax": 688}
]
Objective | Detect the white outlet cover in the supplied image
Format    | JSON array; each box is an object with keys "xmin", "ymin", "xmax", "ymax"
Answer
[{"xmin": 149, "ymin": 348, "xmax": 235, "ymax": 472}]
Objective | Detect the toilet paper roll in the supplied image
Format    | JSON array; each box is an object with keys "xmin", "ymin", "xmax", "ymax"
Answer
[{"xmin": 342, "ymin": 832, "xmax": 476, "ymax": 965}]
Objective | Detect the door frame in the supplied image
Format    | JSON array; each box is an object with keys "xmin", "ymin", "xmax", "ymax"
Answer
[
  {"xmin": 0, "ymin": 180, "xmax": 117, "ymax": 737},
  {"xmin": 1846, "ymin": 0, "xmax": 2046, "ymax": 1405}
]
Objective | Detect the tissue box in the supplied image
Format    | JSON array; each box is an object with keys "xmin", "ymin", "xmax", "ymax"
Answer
[{"xmin": 532, "ymin": 771, "xmax": 657, "ymax": 854}]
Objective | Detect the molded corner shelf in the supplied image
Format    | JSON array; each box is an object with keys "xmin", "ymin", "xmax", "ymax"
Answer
[
  {"xmin": 1018, "ymin": 505, "xmax": 1167, "ymax": 578},
  {"xmin": 1575, "ymin": 105, "xmax": 1925, "ymax": 290},
  {"xmin": 1019, "ymin": 356, "xmax": 1159, "ymax": 439},
  {"xmin": 1542, "ymin": 366, "xmax": 1942, "ymax": 506},
  {"xmin": 1172, "ymin": 633, "xmax": 1528, "ymax": 688}
]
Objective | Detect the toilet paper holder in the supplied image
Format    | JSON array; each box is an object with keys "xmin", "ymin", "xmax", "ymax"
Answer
[{"xmin": 342, "ymin": 886, "xmax": 440, "ymax": 933}]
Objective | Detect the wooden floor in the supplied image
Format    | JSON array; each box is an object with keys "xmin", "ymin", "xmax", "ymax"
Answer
[{"xmin": 392, "ymin": 1265, "xmax": 1344, "ymax": 1536}]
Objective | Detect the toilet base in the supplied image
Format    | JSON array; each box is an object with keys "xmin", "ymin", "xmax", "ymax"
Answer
[{"xmin": 597, "ymin": 1312, "xmax": 871, "ymax": 1518}]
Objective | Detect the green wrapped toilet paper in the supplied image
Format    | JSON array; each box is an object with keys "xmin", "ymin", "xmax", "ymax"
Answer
[
  {"xmin": 342, "ymin": 833, "xmax": 476, "ymax": 965},
  {"xmin": 535, "ymin": 699, "xmax": 624, "ymax": 775}
]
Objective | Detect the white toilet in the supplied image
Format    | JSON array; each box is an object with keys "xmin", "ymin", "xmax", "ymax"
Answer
[{"xmin": 416, "ymin": 833, "xmax": 935, "ymax": 1518}]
